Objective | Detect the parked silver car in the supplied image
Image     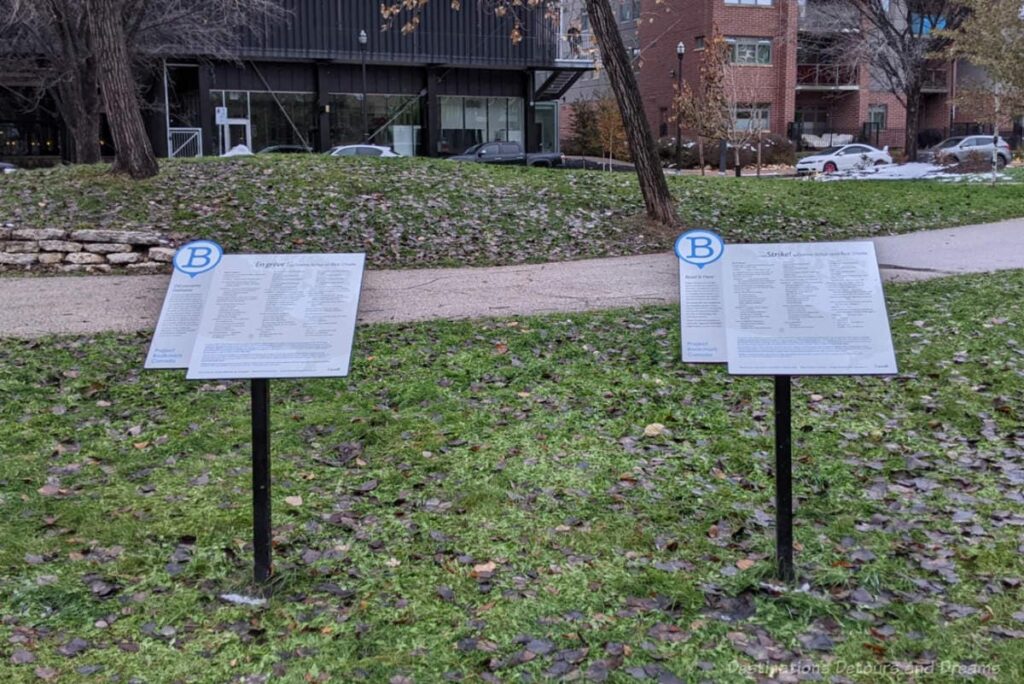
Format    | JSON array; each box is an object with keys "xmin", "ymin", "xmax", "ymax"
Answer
[
  {"xmin": 920, "ymin": 135, "xmax": 1012, "ymax": 168},
  {"xmin": 0, "ymin": 162, "xmax": 18, "ymax": 174}
]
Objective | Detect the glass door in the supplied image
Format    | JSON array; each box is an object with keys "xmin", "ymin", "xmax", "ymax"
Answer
[{"xmin": 535, "ymin": 103, "xmax": 557, "ymax": 153}]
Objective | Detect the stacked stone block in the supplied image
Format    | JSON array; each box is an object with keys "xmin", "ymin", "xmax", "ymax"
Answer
[{"xmin": 0, "ymin": 227, "xmax": 177, "ymax": 273}]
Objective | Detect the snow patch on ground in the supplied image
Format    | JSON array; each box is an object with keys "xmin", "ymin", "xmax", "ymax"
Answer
[{"xmin": 811, "ymin": 162, "xmax": 1011, "ymax": 182}]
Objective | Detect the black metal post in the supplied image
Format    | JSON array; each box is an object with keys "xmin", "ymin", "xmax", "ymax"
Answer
[
  {"xmin": 251, "ymin": 378, "xmax": 272, "ymax": 584},
  {"xmin": 359, "ymin": 30, "xmax": 368, "ymax": 143},
  {"xmin": 774, "ymin": 375, "xmax": 794, "ymax": 582},
  {"xmin": 675, "ymin": 53, "xmax": 683, "ymax": 168}
]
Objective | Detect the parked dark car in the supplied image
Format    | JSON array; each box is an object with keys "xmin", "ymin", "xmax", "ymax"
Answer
[
  {"xmin": 448, "ymin": 141, "xmax": 563, "ymax": 168},
  {"xmin": 257, "ymin": 145, "xmax": 313, "ymax": 154}
]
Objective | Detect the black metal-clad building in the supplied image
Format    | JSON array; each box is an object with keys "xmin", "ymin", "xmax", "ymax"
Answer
[
  {"xmin": 152, "ymin": 1, "xmax": 591, "ymax": 159},
  {"xmin": 1, "ymin": 1, "xmax": 591, "ymax": 163}
]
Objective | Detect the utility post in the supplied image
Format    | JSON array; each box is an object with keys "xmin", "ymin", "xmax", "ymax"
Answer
[
  {"xmin": 359, "ymin": 29, "xmax": 369, "ymax": 143},
  {"xmin": 675, "ymin": 41, "xmax": 685, "ymax": 169}
]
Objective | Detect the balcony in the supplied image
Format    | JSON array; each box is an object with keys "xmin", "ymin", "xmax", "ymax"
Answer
[
  {"xmin": 921, "ymin": 67, "xmax": 948, "ymax": 93},
  {"xmin": 556, "ymin": 28, "xmax": 597, "ymax": 65},
  {"xmin": 798, "ymin": 1, "xmax": 860, "ymax": 33},
  {"xmin": 796, "ymin": 64, "xmax": 859, "ymax": 90}
]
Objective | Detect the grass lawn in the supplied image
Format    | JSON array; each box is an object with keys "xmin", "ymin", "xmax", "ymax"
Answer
[
  {"xmin": 1, "ymin": 270, "xmax": 1023, "ymax": 682},
  {"xmin": 2, "ymin": 157, "xmax": 1024, "ymax": 270}
]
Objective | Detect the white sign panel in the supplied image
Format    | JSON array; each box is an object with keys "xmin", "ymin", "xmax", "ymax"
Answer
[
  {"xmin": 215, "ymin": 106, "xmax": 228, "ymax": 125},
  {"xmin": 676, "ymin": 230, "xmax": 727, "ymax": 363},
  {"xmin": 722, "ymin": 241, "xmax": 897, "ymax": 376},
  {"xmin": 186, "ymin": 253, "xmax": 366, "ymax": 380},
  {"xmin": 145, "ymin": 240, "xmax": 224, "ymax": 369}
]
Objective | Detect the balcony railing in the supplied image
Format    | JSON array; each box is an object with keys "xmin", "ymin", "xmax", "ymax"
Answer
[
  {"xmin": 799, "ymin": 2, "xmax": 860, "ymax": 32},
  {"xmin": 557, "ymin": 29, "xmax": 597, "ymax": 63},
  {"xmin": 922, "ymin": 68, "xmax": 948, "ymax": 92},
  {"xmin": 796, "ymin": 64, "xmax": 859, "ymax": 89}
]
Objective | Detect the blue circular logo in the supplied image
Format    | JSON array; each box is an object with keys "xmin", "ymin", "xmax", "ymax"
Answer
[
  {"xmin": 173, "ymin": 240, "xmax": 224, "ymax": 279},
  {"xmin": 674, "ymin": 230, "xmax": 725, "ymax": 269}
]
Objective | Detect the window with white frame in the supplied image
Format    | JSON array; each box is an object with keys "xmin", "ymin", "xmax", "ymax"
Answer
[
  {"xmin": 727, "ymin": 37, "xmax": 772, "ymax": 65},
  {"xmin": 868, "ymin": 104, "xmax": 888, "ymax": 130},
  {"xmin": 733, "ymin": 103, "xmax": 770, "ymax": 130},
  {"xmin": 725, "ymin": 0, "xmax": 773, "ymax": 6}
]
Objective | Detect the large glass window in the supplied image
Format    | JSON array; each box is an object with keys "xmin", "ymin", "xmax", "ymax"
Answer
[
  {"xmin": 727, "ymin": 37, "xmax": 772, "ymax": 65},
  {"xmin": 868, "ymin": 104, "xmax": 888, "ymax": 130},
  {"xmin": 0, "ymin": 122, "xmax": 61, "ymax": 157},
  {"xmin": 249, "ymin": 92, "xmax": 315, "ymax": 152},
  {"xmin": 210, "ymin": 90, "xmax": 316, "ymax": 153},
  {"xmin": 438, "ymin": 96, "xmax": 524, "ymax": 155},
  {"xmin": 733, "ymin": 103, "xmax": 770, "ymax": 131},
  {"xmin": 328, "ymin": 94, "xmax": 422, "ymax": 156},
  {"xmin": 223, "ymin": 91, "xmax": 248, "ymax": 118}
]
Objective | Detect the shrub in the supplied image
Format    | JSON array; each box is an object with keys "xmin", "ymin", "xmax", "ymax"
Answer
[
  {"xmin": 659, "ymin": 133, "xmax": 796, "ymax": 170},
  {"xmin": 947, "ymin": 150, "xmax": 1001, "ymax": 174},
  {"xmin": 563, "ymin": 100, "xmax": 602, "ymax": 157},
  {"xmin": 657, "ymin": 136, "xmax": 702, "ymax": 168},
  {"xmin": 757, "ymin": 133, "xmax": 797, "ymax": 166}
]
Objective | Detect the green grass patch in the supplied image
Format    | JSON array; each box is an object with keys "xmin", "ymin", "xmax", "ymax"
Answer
[
  {"xmin": 2, "ymin": 157, "xmax": 1024, "ymax": 270},
  {"xmin": 0, "ymin": 271, "xmax": 1023, "ymax": 682}
]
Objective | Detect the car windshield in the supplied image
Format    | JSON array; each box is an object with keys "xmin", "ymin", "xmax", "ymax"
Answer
[
  {"xmin": 818, "ymin": 147, "xmax": 844, "ymax": 155},
  {"xmin": 937, "ymin": 137, "xmax": 964, "ymax": 149},
  {"xmin": 462, "ymin": 144, "xmax": 482, "ymax": 155}
]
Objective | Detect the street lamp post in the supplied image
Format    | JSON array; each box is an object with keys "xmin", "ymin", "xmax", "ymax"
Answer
[
  {"xmin": 359, "ymin": 29, "xmax": 368, "ymax": 143},
  {"xmin": 675, "ymin": 41, "xmax": 685, "ymax": 168}
]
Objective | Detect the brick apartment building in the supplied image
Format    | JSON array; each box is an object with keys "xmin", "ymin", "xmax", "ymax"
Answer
[{"xmin": 630, "ymin": 0, "xmax": 1020, "ymax": 153}]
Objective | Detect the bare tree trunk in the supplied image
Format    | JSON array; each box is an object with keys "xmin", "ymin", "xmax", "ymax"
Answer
[
  {"xmin": 903, "ymin": 86, "xmax": 922, "ymax": 162},
  {"xmin": 52, "ymin": 60, "xmax": 103, "ymax": 165},
  {"xmin": 756, "ymin": 130, "xmax": 762, "ymax": 177},
  {"xmin": 584, "ymin": 0, "xmax": 677, "ymax": 226},
  {"xmin": 72, "ymin": 113, "xmax": 103, "ymax": 164},
  {"xmin": 54, "ymin": 94, "xmax": 102, "ymax": 165},
  {"xmin": 88, "ymin": 0, "xmax": 158, "ymax": 179},
  {"xmin": 733, "ymin": 147, "xmax": 741, "ymax": 177},
  {"xmin": 698, "ymin": 138, "xmax": 705, "ymax": 176}
]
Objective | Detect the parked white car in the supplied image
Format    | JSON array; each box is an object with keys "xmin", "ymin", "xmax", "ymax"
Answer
[
  {"xmin": 796, "ymin": 144, "xmax": 892, "ymax": 175},
  {"xmin": 0, "ymin": 162, "xmax": 18, "ymax": 174},
  {"xmin": 919, "ymin": 136, "xmax": 1012, "ymax": 168},
  {"xmin": 328, "ymin": 145, "xmax": 402, "ymax": 158}
]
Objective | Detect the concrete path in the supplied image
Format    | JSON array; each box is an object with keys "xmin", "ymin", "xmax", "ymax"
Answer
[{"xmin": 1, "ymin": 219, "xmax": 1022, "ymax": 339}]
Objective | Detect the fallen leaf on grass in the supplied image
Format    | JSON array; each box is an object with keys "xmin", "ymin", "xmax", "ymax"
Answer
[
  {"xmin": 471, "ymin": 561, "xmax": 497, "ymax": 577},
  {"xmin": 284, "ymin": 496, "xmax": 303, "ymax": 507},
  {"xmin": 643, "ymin": 423, "xmax": 666, "ymax": 437},
  {"xmin": 34, "ymin": 666, "xmax": 59, "ymax": 681}
]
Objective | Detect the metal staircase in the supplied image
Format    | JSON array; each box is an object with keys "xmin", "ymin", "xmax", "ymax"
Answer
[{"xmin": 534, "ymin": 69, "xmax": 586, "ymax": 102}]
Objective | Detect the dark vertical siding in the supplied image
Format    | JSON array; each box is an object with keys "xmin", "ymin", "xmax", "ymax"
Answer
[{"xmin": 237, "ymin": 0, "xmax": 556, "ymax": 66}]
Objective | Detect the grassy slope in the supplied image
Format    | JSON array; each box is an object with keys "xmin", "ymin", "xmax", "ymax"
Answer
[
  {"xmin": 2, "ymin": 157, "xmax": 1023, "ymax": 269},
  {"xmin": 1, "ymin": 271, "xmax": 1022, "ymax": 682}
]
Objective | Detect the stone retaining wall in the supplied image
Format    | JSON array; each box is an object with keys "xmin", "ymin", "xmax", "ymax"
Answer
[{"xmin": 0, "ymin": 228, "xmax": 179, "ymax": 273}]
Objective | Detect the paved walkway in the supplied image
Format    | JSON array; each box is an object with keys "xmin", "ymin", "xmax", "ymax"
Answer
[{"xmin": 1, "ymin": 219, "xmax": 1022, "ymax": 339}]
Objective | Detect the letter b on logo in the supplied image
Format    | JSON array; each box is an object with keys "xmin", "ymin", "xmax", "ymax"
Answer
[
  {"xmin": 674, "ymin": 230, "xmax": 724, "ymax": 269},
  {"xmin": 173, "ymin": 240, "xmax": 223, "ymax": 278},
  {"xmin": 686, "ymin": 236, "xmax": 715, "ymax": 260},
  {"xmin": 184, "ymin": 247, "xmax": 213, "ymax": 270}
]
